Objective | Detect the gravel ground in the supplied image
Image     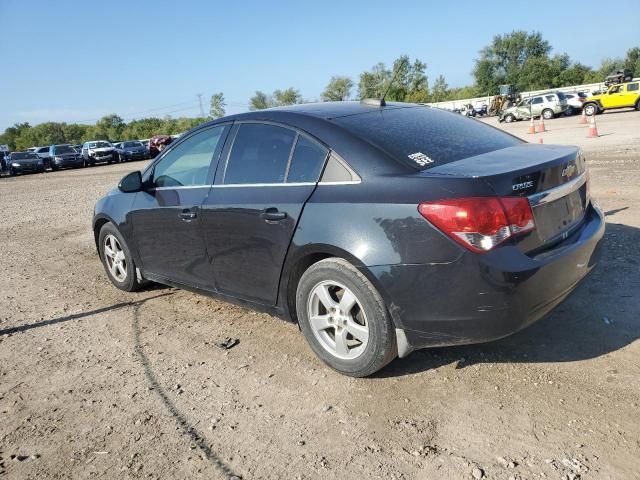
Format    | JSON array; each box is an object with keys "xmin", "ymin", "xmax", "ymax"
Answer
[{"xmin": 1, "ymin": 112, "xmax": 639, "ymax": 479}]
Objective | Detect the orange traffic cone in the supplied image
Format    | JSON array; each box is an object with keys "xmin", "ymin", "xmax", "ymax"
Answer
[
  {"xmin": 587, "ymin": 117, "xmax": 599, "ymax": 138},
  {"xmin": 580, "ymin": 109, "xmax": 587, "ymax": 124},
  {"xmin": 537, "ymin": 137, "xmax": 544, "ymax": 144},
  {"xmin": 528, "ymin": 117, "xmax": 535, "ymax": 134},
  {"xmin": 536, "ymin": 116, "xmax": 546, "ymax": 133}
]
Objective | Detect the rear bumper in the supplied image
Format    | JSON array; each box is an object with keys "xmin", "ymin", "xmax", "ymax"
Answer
[{"xmin": 368, "ymin": 202, "xmax": 605, "ymax": 355}]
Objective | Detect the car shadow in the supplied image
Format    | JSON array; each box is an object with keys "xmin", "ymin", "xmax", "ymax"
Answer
[
  {"xmin": 131, "ymin": 299, "xmax": 242, "ymax": 479},
  {"xmin": 0, "ymin": 291, "xmax": 173, "ymax": 336},
  {"xmin": 374, "ymin": 221, "xmax": 640, "ymax": 378}
]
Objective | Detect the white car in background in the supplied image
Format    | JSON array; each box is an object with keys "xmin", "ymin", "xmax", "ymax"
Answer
[
  {"xmin": 564, "ymin": 92, "xmax": 588, "ymax": 114},
  {"xmin": 82, "ymin": 141, "xmax": 116, "ymax": 166}
]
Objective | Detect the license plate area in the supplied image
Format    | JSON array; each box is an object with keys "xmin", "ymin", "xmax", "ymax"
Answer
[{"xmin": 533, "ymin": 185, "xmax": 587, "ymax": 241}]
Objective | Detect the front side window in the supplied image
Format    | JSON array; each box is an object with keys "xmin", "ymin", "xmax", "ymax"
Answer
[
  {"xmin": 224, "ymin": 124, "xmax": 296, "ymax": 185},
  {"xmin": 152, "ymin": 125, "xmax": 227, "ymax": 188},
  {"xmin": 531, "ymin": 97, "xmax": 543, "ymax": 104},
  {"xmin": 286, "ymin": 135, "xmax": 327, "ymax": 183}
]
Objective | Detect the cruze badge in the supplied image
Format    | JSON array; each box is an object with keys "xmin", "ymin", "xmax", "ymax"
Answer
[
  {"xmin": 512, "ymin": 180, "xmax": 534, "ymax": 191},
  {"xmin": 408, "ymin": 152, "xmax": 434, "ymax": 167},
  {"xmin": 562, "ymin": 163, "xmax": 577, "ymax": 178}
]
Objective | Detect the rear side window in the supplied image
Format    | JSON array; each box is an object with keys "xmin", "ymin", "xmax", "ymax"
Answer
[
  {"xmin": 556, "ymin": 92, "xmax": 566, "ymax": 100},
  {"xmin": 224, "ymin": 124, "xmax": 296, "ymax": 184},
  {"xmin": 628, "ymin": 83, "xmax": 639, "ymax": 91},
  {"xmin": 333, "ymin": 106, "xmax": 522, "ymax": 171},
  {"xmin": 545, "ymin": 95, "xmax": 555, "ymax": 102},
  {"xmin": 286, "ymin": 135, "xmax": 327, "ymax": 183}
]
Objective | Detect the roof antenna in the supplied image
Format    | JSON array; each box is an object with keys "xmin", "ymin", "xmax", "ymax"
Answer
[{"xmin": 361, "ymin": 57, "xmax": 408, "ymax": 107}]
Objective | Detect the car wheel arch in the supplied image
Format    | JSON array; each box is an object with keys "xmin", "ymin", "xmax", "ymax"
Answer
[{"xmin": 279, "ymin": 245, "xmax": 399, "ymax": 329}]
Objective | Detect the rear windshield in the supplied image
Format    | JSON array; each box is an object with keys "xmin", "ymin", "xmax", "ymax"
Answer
[
  {"xmin": 333, "ymin": 106, "xmax": 522, "ymax": 170},
  {"xmin": 556, "ymin": 91, "xmax": 566, "ymax": 100}
]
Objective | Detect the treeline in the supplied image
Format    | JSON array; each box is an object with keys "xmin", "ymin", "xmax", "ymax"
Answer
[
  {"xmin": 2, "ymin": 30, "xmax": 638, "ymax": 151},
  {"xmin": 0, "ymin": 115, "xmax": 208, "ymax": 151}
]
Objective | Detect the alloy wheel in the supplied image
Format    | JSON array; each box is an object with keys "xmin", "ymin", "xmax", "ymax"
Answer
[
  {"xmin": 103, "ymin": 234, "xmax": 127, "ymax": 282},
  {"xmin": 307, "ymin": 280, "xmax": 369, "ymax": 360}
]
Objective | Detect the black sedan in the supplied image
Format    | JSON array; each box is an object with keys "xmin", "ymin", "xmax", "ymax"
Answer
[
  {"xmin": 114, "ymin": 141, "xmax": 149, "ymax": 162},
  {"xmin": 93, "ymin": 101, "xmax": 604, "ymax": 377},
  {"xmin": 4, "ymin": 151, "xmax": 45, "ymax": 175},
  {"xmin": 49, "ymin": 144, "xmax": 85, "ymax": 170}
]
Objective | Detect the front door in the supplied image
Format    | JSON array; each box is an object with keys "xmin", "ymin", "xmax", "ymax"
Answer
[
  {"xmin": 130, "ymin": 124, "xmax": 230, "ymax": 288},
  {"xmin": 201, "ymin": 123, "xmax": 328, "ymax": 305}
]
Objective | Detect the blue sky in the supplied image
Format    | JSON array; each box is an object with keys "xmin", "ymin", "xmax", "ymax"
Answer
[{"xmin": 1, "ymin": 0, "xmax": 638, "ymax": 130}]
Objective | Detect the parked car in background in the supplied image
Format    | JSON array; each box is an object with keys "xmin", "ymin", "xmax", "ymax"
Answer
[
  {"xmin": 93, "ymin": 101, "xmax": 604, "ymax": 377},
  {"xmin": 114, "ymin": 141, "xmax": 149, "ymax": 162},
  {"xmin": 49, "ymin": 144, "xmax": 84, "ymax": 170},
  {"xmin": 148, "ymin": 135, "xmax": 173, "ymax": 158},
  {"xmin": 499, "ymin": 91, "xmax": 569, "ymax": 123},
  {"xmin": 34, "ymin": 146, "xmax": 52, "ymax": 169},
  {"xmin": 4, "ymin": 151, "xmax": 46, "ymax": 175},
  {"xmin": 564, "ymin": 92, "xmax": 588, "ymax": 114},
  {"xmin": 82, "ymin": 141, "xmax": 116, "ymax": 165},
  {"xmin": 73, "ymin": 144, "xmax": 83, "ymax": 153},
  {"xmin": 583, "ymin": 81, "xmax": 640, "ymax": 115}
]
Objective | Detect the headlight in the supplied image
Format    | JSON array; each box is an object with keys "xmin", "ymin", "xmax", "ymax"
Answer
[{"xmin": 12, "ymin": 162, "xmax": 20, "ymax": 167}]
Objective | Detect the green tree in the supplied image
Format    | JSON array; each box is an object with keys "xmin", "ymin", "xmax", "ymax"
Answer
[
  {"xmin": 273, "ymin": 87, "xmax": 302, "ymax": 106},
  {"xmin": 473, "ymin": 30, "xmax": 552, "ymax": 94},
  {"xmin": 623, "ymin": 47, "xmax": 640, "ymax": 76},
  {"xmin": 209, "ymin": 92, "xmax": 226, "ymax": 119},
  {"xmin": 0, "ymin": 122, "xmax": 31, "ymax": 150},
  {"xmin": 249, "ymin": 91, "xmax": 273, "ymax": 110},
  {"xmin": 358, "ymin": 62, "xmax": 389, "ymax": 99},
  {"xmin": 321, "ymin": 76, "xmax": 353, "ymax": 101},
  {"xmin": 430, "ymin": 75, "xmax": 449, "ymax": 102}
]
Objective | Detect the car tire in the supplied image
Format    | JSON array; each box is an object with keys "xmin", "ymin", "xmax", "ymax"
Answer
[
  {"xmin": 635, "ymin": 100, "xmax": 640, "ymax": 111},
  {"xmin": 584, "ymin": 103, "xmax": 598, "ymax": 116},
  {"xmin": 9, "ymin": 167, "xmax": 15, "ymax": 177},
  {"xmin": 542, "ymin": 109, "xmax": 554, "ymax": 120},
  {"xmin": 98, "ymin": 222, "xmax": 144, "ymax": 292},
  {"xmin": 296, "ymin": 258, "xmax": 397, "ymax": 377},
  {"xmin": 504, "ymin": 114, "xmax": 515, "ymax": 123},
  {"xmin": 51, "ymin": 163, "xmax": 58, "ymax": 171}
]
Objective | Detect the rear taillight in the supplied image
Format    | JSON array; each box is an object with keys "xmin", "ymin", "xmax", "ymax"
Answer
[{"xmin": 418, "ymin": 197, "xmax": 535, "ymax": 253}]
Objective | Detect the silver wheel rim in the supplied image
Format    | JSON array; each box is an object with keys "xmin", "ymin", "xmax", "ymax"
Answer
[
  {"xmin": 543, "ymin": 110, "xmax": 552, "ymax": 119},
  {"xmin": 307, "ymin": 280, "xmax": 369, "ymax": 360},
  {"xmin": 103, "ymin": 234, "xmax": 127, "ymax": 282},
  {"xmin": 585, "ymin": 105, "xmax": 595, "ymax": 115}
]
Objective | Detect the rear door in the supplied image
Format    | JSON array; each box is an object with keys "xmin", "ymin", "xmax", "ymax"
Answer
[
  {"xmin": 620, "ymin": 82, "xmax": 639, "ymax": 106},
  {"xmin": 201, "ymin": 122, "xmax": 328, "ymax": 305},
  {"xmin": 129, "ymin": 124, "xmax": 230, "ymax": 287}
]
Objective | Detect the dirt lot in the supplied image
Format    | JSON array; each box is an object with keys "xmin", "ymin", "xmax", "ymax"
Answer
[{"xmin": 1, "ymin": 111, "xmax": 639, "ymax": 479}]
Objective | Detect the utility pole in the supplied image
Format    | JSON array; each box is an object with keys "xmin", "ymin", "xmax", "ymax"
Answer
[{"xmin": 196, "ymin": 93, "xmax": 205, "ymax": 117}]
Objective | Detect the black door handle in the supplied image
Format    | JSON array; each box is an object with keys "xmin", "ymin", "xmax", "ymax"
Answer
[
  {"xmin": 179, "ymin": 209, "xmax": 197, "ymax": 221},
  {"xmin": 262, "ymin": 208, "xmax": 286, "ymax": 222}
]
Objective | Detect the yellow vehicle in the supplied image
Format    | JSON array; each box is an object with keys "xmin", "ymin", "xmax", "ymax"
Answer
[{"xmin": 583, "ymin": 81, "xmax": 640, "ymax": 115}]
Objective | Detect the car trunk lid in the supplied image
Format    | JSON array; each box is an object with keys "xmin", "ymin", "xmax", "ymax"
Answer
[{"xmin": 423, "ymin": 144, "xmax": 589, "ymax": 253}]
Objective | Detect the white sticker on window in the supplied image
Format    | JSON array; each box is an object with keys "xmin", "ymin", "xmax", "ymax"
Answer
[{"xmin": 408, "ymin": 152, "xmax": 434, "ymax": 167}]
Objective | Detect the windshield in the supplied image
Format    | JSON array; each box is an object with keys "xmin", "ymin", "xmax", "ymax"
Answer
[
  {"xmin": 88, "ymin": 141, "xmax": 112, "ymax": 149},
  {"xmin": 12, "ymin": 152, "xmax": 39, "ymax": 160},
  {"xmin": 53, "ymin": 145, "xmax": 76, "ymax": 154},
  {"xmin": 333, "ymin": 106, "xmax": 522, "ymax": 170},
  {"xmin": 123, "ymin": 141, "xmax": 142, "ymax": 148}
]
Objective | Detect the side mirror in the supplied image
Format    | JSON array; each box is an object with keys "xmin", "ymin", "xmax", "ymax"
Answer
[{"xmin": 118, "ymin": 171, "xmax": 143, "ymax": 193}]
